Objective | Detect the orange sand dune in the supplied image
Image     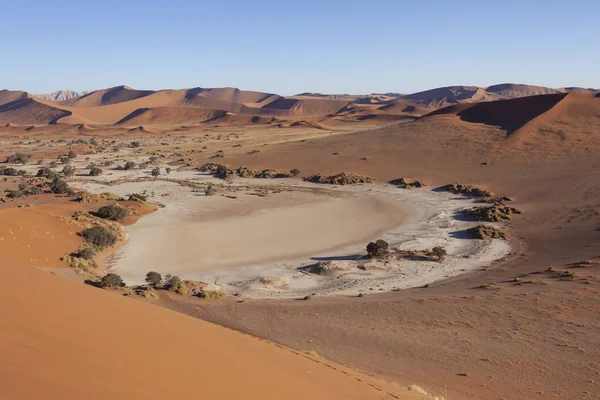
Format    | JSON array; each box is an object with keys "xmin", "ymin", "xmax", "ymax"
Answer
[
  {"xmin": 0, "ymin": 229, "xmax": 419, "ymax": 399},
  {"xmin": 116, "ymin": 106, "xmax": 228, "ymax": 126},
  {"xmin": 66, "ymin": 85, "xmax": 156, "ymax": 107},
  {"xmin": 0, "ymin": 89, "xmax": 31, "ymax": 106},
  {"xmin": 0, "ymin": 98, "xmax": 73, "ymax": 125},
  {"xmin": 0, "ymin": 203, "xmax": 83, "ymax": 268}
]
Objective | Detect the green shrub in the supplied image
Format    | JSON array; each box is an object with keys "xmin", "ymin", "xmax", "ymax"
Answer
[
  {"xmin": 50, "ymin": 178, "xmax": 72, "ymax": 195},
  {"xmin": 101, "ymin": 273, "xmax": 124, "ymax": 288},
  {"xmin": 67, "ymin": 150, "xmax": 77, "ymax": 159},
  {"xmin": 37, "ymin": 167, "xmax": 59, "ymax": 180},
  {"xmin": 74, "ymin": 247, "xmax": 95, "ymax": 260},
  {"xmin": 123, "ymin": 161, "xmax": 136, "ymax": 170},
  {"xmin": 151, "ymin": 166, "xmax": 160, "ymax": 177},
  {"xmin": 432, "ymin": 246, "xmax": 447, "ymax": 260},
  {"xmin": 366, "ymin": 239, "xmax": 389, "ymax": 258},
  {"xmin": 165, "ymin": 274, "xmax": 182, "ymax": 290},
  {"xmin": 96, "ymin": 204, "xmax": 129, "ymax": 220},
  {"xmin": 128, "ymin": 193, "xmax": 148, "ymax": 202},
  {"xmin": 89, "ymin": 167, "xmax": 103, "ymax": 176},
  {"xmin": 81, "ymin": 226, "xmax": 117, "ymax": 247},
  {"xmin": 1, "ymin": 167, "xmax": 19, "ymax": 176},
  {"xmin": 6, "ymin": 153, "xmax": 31, "ymax": 165},
  {"xmin": 61, "ymin": 165, "xmax": 76, "ymax": 177}
]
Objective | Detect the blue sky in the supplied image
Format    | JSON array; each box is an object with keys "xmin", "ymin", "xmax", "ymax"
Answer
[{"xmin": 1, "ymin": 0, "xmax": 598, "ymax": 95}]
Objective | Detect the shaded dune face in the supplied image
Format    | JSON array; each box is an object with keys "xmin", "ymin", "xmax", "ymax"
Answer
[{"xmin": 455, "ymin": 93, "xmax": 568, "ymax": 133}]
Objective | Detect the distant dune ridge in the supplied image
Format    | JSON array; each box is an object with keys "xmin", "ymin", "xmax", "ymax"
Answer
[{"xmin": 0, "ymin": 83, "xmax": 596, "ymax": 127}]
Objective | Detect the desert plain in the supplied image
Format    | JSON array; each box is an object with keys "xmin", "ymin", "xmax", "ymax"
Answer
[{"xmin": 1, "ymin": 84, "xmax": 599, "ymax": 399}]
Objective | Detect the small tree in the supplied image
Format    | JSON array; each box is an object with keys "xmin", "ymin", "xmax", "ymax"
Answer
[
  {"xmin": 96, "ymin": 204, "xmax": 129, "ymax": 220},
  {"xmin": 432, "ymin": 246, "xmax": 447, "ymax": 261},
  {"xmin": 145, "ymin": 271, "xmax": 162, "ymax": 288},
  {"xmin": 165, "ymin": 167, "xmax": 172, "ymax": 174},
  {"xmin": 101, "ymin": 273, "xmax": 124, "ymax": 288},
  {"xmin": 151, "ymin": 166, "xmax": 160, "ymax": 177},
  {"xmin": 290, "ymin": 168, "xmax": 301, "ymax": 177},
  {"xmin": 67, "ymin": 150, "xmax": 77, "ymax": 159},
  {"xmin": 123, "ymin": 161, "xmax": 136, "ymax": 170},
  {"xmin": 366, "ymin": 239, "xmax": 389, "ymax": 259}
]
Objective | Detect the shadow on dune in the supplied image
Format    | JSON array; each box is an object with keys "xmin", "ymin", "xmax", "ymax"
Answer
[
  {"xmin": 423, "ymin": 93, "xmax": 567, "ymax": 134},
  {"xmin": 449, "ymin": 229, "xmax": 473, "ymax": 239}
]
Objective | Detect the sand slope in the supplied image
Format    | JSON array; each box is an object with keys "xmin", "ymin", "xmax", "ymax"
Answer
[{"xmin": 0, "ymin": 257, "xmax": 418, "ymax": 400}]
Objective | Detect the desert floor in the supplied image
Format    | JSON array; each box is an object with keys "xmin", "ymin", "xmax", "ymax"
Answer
[{"xmin": 1, "ymin": 105, "xmax": 599, "ymax": 400}]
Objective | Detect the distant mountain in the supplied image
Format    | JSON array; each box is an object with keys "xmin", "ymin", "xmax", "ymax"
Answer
[{"xmin": 35, "ymin": 90, "xmax": 92, "ymax": 102}]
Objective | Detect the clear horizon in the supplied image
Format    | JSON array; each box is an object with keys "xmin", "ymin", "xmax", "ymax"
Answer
[{"xmin": 2, "ymin": 0, "xmax": 599, "ymax": 95}]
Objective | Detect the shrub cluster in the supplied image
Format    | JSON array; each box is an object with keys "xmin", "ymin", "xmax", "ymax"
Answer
[
  {"xmin": 96, "ymin": 204, "xmax": 129, "ymax": 221},
  {"xmin": 101, "ymin": 273, "xmax": 124, "ymax": 288},
  {"xmin": 81, "ymin": 226, "xmax": 117, "ymax": 247},
  {"xmin": 366, "ymin": 239, "xmax": 389, "ymax": 258},
  {"xmin": 89, "ymin": 167, "xmax": 103, "ymax": 176},
  {"xmin": 5, "ymin": 152, "xmax": 31, "ymax": 165}
]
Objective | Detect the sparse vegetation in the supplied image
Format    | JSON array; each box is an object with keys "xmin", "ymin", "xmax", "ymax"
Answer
[
  {"xmin": 165, "ymin": 274, "xmax": 181, "ymax": 290},
  {"xmin": 81, "ymin": 226, "xmax": 117, "ymax": 247},
  {"xmin": 151, "ymin": 166, "xmax": 160, "ymax": 177},
  {"xmin": 5, "ymin": 152, "xmax": 31, "ymax": 165},
  {"xmin": 198, "ymin": 290, "xmax": 226, "ymax": 299},
  {"xmin": 73, "ymin": 247, "xmax": 95, "ymax": 260},
  {"xmin": 101, "ymin": 273, "xmax": 124, "ymax": 288},
  {"xmin": 304, "ymin": 173, "xmax": 373, "ymax": 185},
  {"xmin": 438, "ymin": 183, "xmax": 490, "ymax": 197},
  {"xmin": 128, "ymin": 192, "xmax": 148, "ymax": 202},
  {"xmin": 205, "ymin": 183, "xmax": 217, "ymax": 196},
  {"xmin": 145, "ymin": 271, "xmax": 162, "ymax": 288},
  {"xmin": 432, "ymin": 246, "xmax": 447, "ymax": 260},
  {"xmin": 96, "ymin": 204, "xmax": 129, "ymax": 221},
  {"xmin": 123, "ymin": 161, "xmax": 136, "ymax": 170},
  {"xmin": 290, "ymin": 168, "xmax": 301, "ymax": 176},
  {"xmin": 367, "ymin": 239, "xmax": 389, "ymax": 258},
  {"xmin": 50, "ymin": 178, "xmax": 73, "ymax": 195},
  {"xmin": 67, "ymin": 150, "xmax": 77, "ymax": 159},
  {"xmin": 37, "ymin": 167, "xmax": 59, "ymax": 180},
  {"xmin": 463, "ymin": 205, "xmax": 521, "ymax": 222},
  {"xmin": 61, "ymin": 165, "xmax": 76, "ymax": 177},
  {"xmin": 89, "ymin": 167, "xmax": 103, "ymax": 176},
  {"xmin": 389, "ymin": 178, "xmax": 426, "ymax": 188},
  {"xmin": 467, "ymin": 225, "xmax": 508, "ymax": 240}
]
